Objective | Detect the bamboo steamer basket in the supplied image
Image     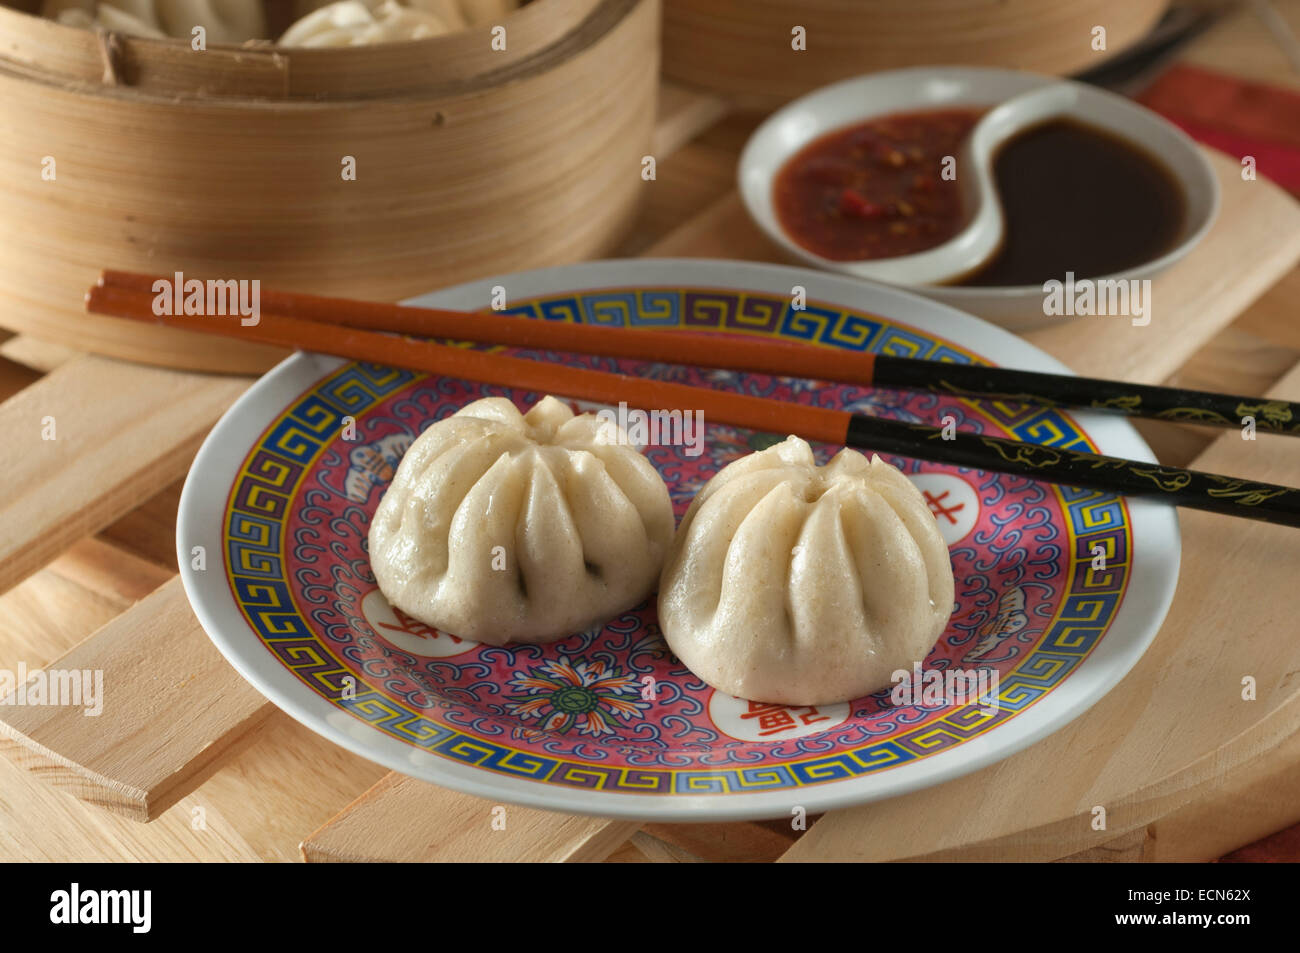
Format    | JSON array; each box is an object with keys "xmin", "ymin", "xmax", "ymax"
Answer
[
  {"xmin": 663, "ymin": 0, "xmax": 1168, "ymax": 110},
  {"xmin": 0, "ymin": 0, "xmax": 659, "ymax": 372}
]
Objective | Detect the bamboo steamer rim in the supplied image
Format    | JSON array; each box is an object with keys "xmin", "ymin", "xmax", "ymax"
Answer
[
  {"xmin": 661, "ymin": 0, "xmax": 1169, "ymax": 110},
  {"xmin": 0, "ymin": 0, "xmax": 618, "ymax": 100}
]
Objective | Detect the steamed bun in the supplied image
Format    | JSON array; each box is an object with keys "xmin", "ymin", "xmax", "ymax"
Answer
[
  {"xmin": 287, "ymin": 0, "xmax": 513, "ymax": 29},
  {"xmin": 658, "ymin": 436, "xmax": 954, "ymax": 706},
  {"xmin": 278, "ymin": 0, "xmax": 459, "ymax": 45},
  {"xmin": 368, "ymin": 396, "xmax": 674, "ymax": 645},
  {"xmin": 154, "ymin": 0, "xmax": 267, "ymax": 44},
  {"xmin": 45, "ymin": 0, "xmax": 166, "ymax": 36},
  {"xmin": 44, "ymin": 0, "xmax": 267, "ymax": 42}
]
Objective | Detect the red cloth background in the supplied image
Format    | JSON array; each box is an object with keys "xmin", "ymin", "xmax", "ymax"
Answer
[{"xmin": 1138, "ymin": 64, "xmax": 1300, "ymax": 196}]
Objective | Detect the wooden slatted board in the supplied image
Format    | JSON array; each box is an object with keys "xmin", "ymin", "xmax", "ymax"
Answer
[{"xmin": 2, "ymin": 6, "xmax": 1300, "ymax": 862}]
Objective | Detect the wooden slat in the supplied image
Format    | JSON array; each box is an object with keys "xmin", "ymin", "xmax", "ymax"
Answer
[
  {"xmin": 1056, "ymin": 827, "xmax": 1153, "ymax": 863},
  {"xmin": 651, "ymin": 82, "xmax": 730, "ymax": 157},
  {"xmin": 0, "ymin": 356, "xmax": 251, "ymax": 595},
  {"xmin": 0, "ymin": 523, "xmax": 396, "ymax": 858},
  {"xmin": 629, "ymin": 831, "xmax": 705, "ymax": 862},
  {"xmin": 645, "ymin": 191, "xmax": 785, "ymax": 260},
  {"xmin": 1131, "ymin": 414, "xmax": 1224, "ymax": 469},
  {"xmin": 185, "ymin": 713, "xmax": 391, "ymax": 862},
  {"xmin": 0, "ymin": 539, "xmax": 266, "ymax": 860},
  {"xmin": 0, "ymin": 335, "xmax": 82, "ymax": 374},
  {"xmin": 46, "ymin": 537, "xmax": 174, "ymax": 607},
  {"xmin": 0, "ymin": 577, "xmax": 273, "ymax": 822},
  {"xmin": 0, "ymin": 540, "xmax": 170, "ymax": 680},
  {"xmin": 1143, "ymin": 728, "xmax": 1300, "ymax": 861},
  {"xmin": 0, "ymin": 355, "xmax": 40, "ymax": 402},
  {"xmin": 0, "ymin": 754, "xmax": 266, "ymax": 862},
  {"xmin": 97, "ymin": 478, "xmax": 186, "ymax": 572},
  {"xmin": 690, "ymin": 112, "xmax": 765, "ymax": 156},
  {"xmin": 615, "ymin": 142, "xmax": 739, "ymax": 255},
  {"xmin": 0, "ymin": 533, "xmax": 388, "ymax": 859},
  {"xmin": 301, "ymin": 773, "xmax": 640, "ymax": 863},
  {"xmin": 778, "ymin": 361, "xmax": 1300, "ymax": 862},
  {"xmin": 637, "ymin": 818, "xmax": 801, "ymax": 862},
  {"xmin": 604, "ymin": 839, "xmax": 651, "ymax": 862},
  {"xmin": 1235, "ymin": 266, "xmax": 1300, "ymax": 351},
  {"xmin": 1163, "ymin": 324, "xmax": 1300, "ymax": 400}
]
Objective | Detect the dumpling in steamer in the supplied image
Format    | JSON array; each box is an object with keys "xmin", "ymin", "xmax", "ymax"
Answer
[
  {"xmin": 369, "ymin": 396, "xmax": 674, "ymax": 645},
  {"xmin": 44, "ymin": 0, "xmax": 166, "ymax": 36},
  {"xmin": 154, "ymin": 0, "xmax": 267, "ymax": 43},
  {"xmin": 278, "ymin": 0, "xmax": 458, "ymax": 45},
  {"xmin": 44, "ymin": 0, "xmax": 267, "ymax": 42},
  {"xmin": 658, "ymin": 436, "xmax": 954, "ymax": 707}
]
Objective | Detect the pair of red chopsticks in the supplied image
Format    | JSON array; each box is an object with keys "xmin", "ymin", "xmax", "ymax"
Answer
[{"xmin": 85, "ymin": 270, "xmax": 1300, "ymax": 526}]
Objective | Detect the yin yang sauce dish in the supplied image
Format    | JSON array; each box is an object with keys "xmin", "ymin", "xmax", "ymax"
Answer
[{"xmin": 772, "ymin": 106, "xmax": 1189, "ymax": 289}]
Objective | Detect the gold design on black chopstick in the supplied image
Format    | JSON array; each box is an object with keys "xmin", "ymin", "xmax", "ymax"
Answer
[
  {"xmin": 1090, "ymin": 394, "xmax": 1143, "ymax": 413},
  {"xmin": 977, "ymin": 437, "xmax": 1064, "ymax": 468},
  {"xmin": 1202, "ymin": 477, "xmax": 1295, "ymax": 507},
  {"xmin": 1154, "ymin": 407, "xmax": 1236, "ymax": 426},
  {"xmin": 1236, "ymin": 399, "xmax": 1294, "ymax": 430},
  {"xmin": 1125, "ymin": 466, "xmax": 1194, "ymax": 493},
  {"xmin": 934, "ymin": 379, "xmax": 1061, "ymax": 408},
  {"xmin": 975, "ymin": 437, "xmax": 1195, "ymax": 493},
  {"xmin": 1078, "ymin": 456, "xmax": 1194, "ymax": 492}
]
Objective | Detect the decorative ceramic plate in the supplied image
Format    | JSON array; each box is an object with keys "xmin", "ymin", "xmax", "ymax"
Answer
[{"xmin": 178, "ymin": 259, "xmax": 1180, "ymax": 821}]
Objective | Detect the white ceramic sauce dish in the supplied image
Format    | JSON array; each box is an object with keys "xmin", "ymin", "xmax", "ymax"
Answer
[{"xmin": 738, "ymin": 66, "xmax": 1220, "ymax": 331}]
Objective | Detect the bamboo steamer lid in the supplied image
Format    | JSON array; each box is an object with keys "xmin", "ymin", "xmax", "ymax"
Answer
[
  {"xmin": 0, "ymin": 0, "xmax": 659, "ymax": 372},
  {"xmin": 663, "ymin": 0, "xmax": 1168, "ymax": 110}
]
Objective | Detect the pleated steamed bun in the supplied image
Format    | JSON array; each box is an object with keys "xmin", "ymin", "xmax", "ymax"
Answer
[
  {"xmin": 44, "ymin": 0, "xmax": 267, "ymax": 42},
  {"xmin": 44, "ymin": 0, "xmax": 166, "ymax": 36},
  {"xmin": 658, "ymin": 436, "xmax": 954, "ymax": 706},
  {"xmin": 368, "ymin": 396, "xmax": 674, "ymax": 645},
  {"xmin": 277, "ymin": 0, "xmax": 517, "ymax": 46},
  {"xmin": 154, "ymin": 0, "xmax": 267, "ymax": 43}
]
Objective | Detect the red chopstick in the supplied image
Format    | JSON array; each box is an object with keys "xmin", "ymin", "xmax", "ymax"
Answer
[
  {"xmin": 97, "ymin": 269, "xmax": 1300, "ymax": 437},
  {"xmin": 83, "ymin": 276, "xmax": 1300, "ymax": 527}
]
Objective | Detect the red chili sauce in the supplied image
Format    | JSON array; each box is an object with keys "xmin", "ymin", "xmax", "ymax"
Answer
[{"xmin": 773, "ymin": 108, "xmax": 983, "ymax": 261}]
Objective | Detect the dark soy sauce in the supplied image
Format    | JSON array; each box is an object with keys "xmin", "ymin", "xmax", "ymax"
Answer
[{"xmin": 960, "ymin": 119, "xmax": 1186, "ymax": 287}]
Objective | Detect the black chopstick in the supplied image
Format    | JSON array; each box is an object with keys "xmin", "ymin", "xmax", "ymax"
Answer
[
  {"xmin": 847, "ymin": 415, "xmax": 1300, "ymax": 527},
  {"xmin": 873, "ymin": 357, "xmax": 1299, "ymax": 436}
]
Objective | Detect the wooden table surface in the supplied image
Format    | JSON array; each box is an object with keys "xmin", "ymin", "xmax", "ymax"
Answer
[{"xmin": 0, "ymin": 1, "xmax": 1298, "ymax": 862}]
